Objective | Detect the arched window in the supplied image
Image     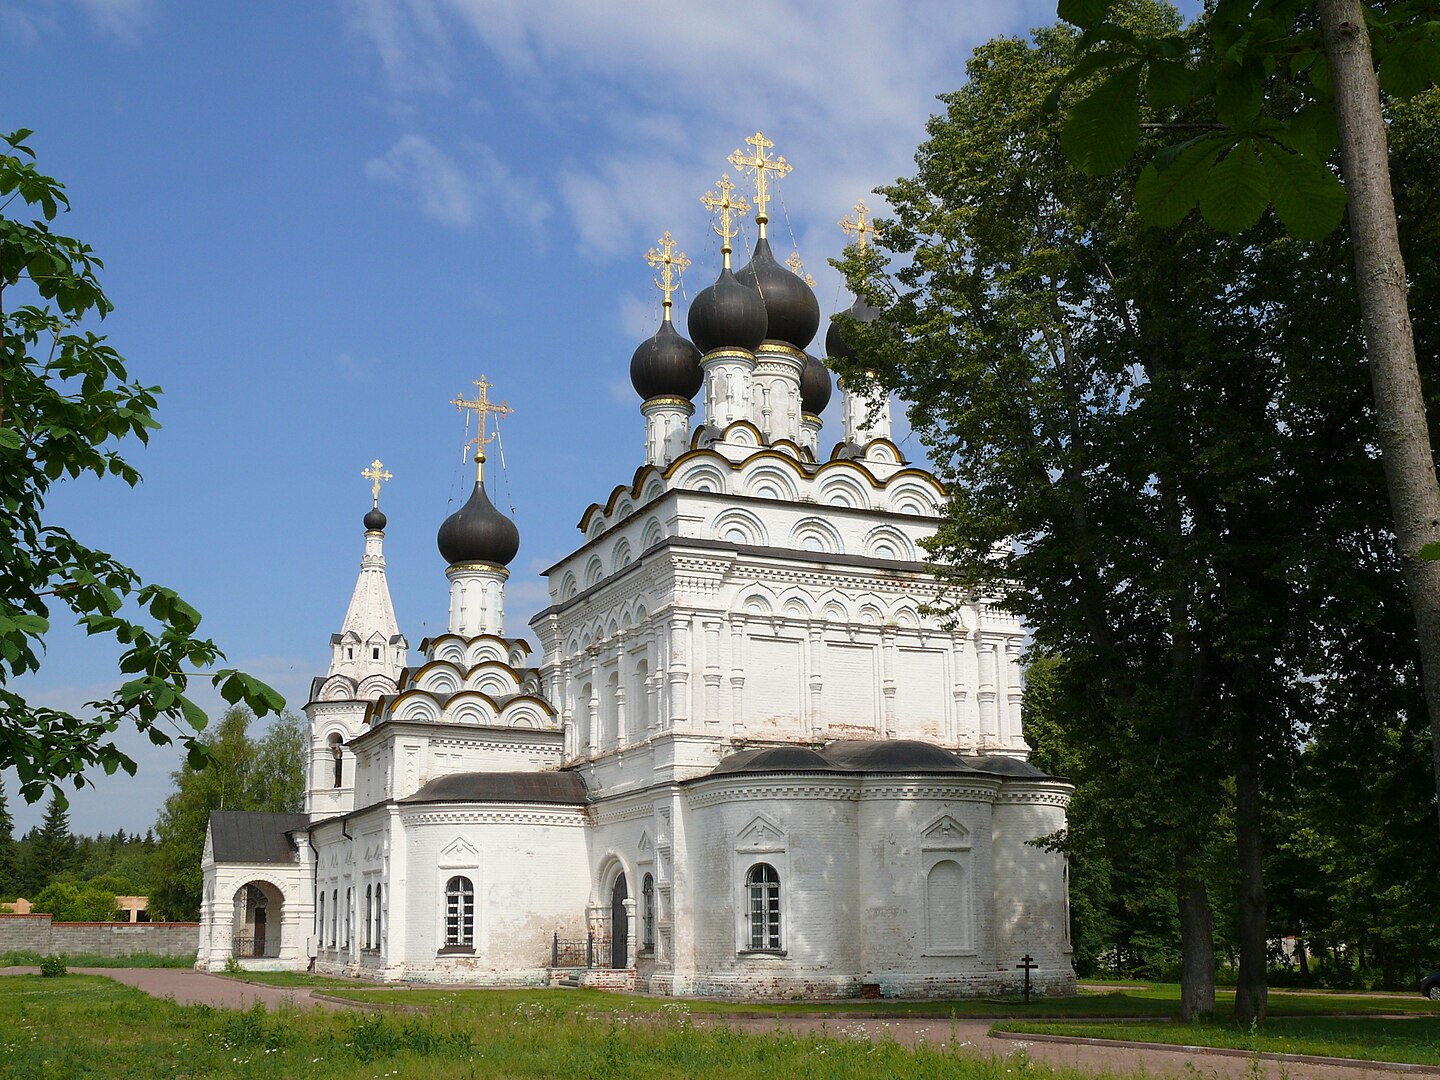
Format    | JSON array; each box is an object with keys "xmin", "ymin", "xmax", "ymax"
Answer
[
  {"xmin": 745, "ymin": 863, "xmax": 781, "ymax": 950},
  {"xmin": 317, "ymin": 891, "xmax": 325, "ymax": 938},
  {"xmin": 330, "ymin": 889, "xmax": 338, "ymax": 947},
  {"xmin": 631, "ymin": 659, "xmax": 649, "ymax": 741},
  {"xmin": 364, "ymin": 884, "xmax": 373, "ymax": 950},
  {"xmin": 328, "ymin": 733, "xmax": 344, "ymax": 788},
  {"xmin": 925, "ymin": 859, "xmax": 971, "ymax": 952},
  {"xmin": 375, "ymin": 883, "xmax": 383, "ymax": 951},
  {"xmin": 641, "ymin": 873, "xmax": 655, "ymax": 951},
  {"xmin": 344, "ymin": 887, "xmax": 352, "ymax": 948},
  {"xmin": 444, "ymin": 876, "xmax": 475, "ymax": 949}
]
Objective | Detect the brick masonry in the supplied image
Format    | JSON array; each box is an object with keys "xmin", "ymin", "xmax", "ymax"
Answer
[{"xmin": 0, "ymin": 913, "xmax": 198, "ymax": 958}]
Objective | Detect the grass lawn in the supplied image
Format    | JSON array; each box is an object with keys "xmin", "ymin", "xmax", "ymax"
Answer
[
  {"xmin": 0, "ymin": 973, "xmax": 1103, "ymax": 1079},
  {"xmin": 993, "ymin": 1016, "xmax": 1440, "ymax": 1067},
  {"xmin": 0, "ymin": 950, "xmax": 196, "ymax": 969},
  {"xmin": 251, "ymin": 978, "xmax": 1440, "ymax": 1020}
]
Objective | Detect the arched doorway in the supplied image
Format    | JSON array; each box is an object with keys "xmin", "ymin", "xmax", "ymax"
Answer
[
  {"xmin": 232, "ymin": 881, "xmax": 283, "ymax": 959},
  {"xmin": 610, "ymin": 873, "xmax": 628, "ymax": 969}
]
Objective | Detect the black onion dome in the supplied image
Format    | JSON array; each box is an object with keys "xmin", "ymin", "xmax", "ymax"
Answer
[
  {"xmin": 824, "ymin": 296, "xmax": 880, "ymax": 364},
  {"xmin": 800, "ymin": 352, "xmax": 832, "ymax": 415},
  {"xmin": 363, "ymin": 506, "xmax": 388, "ymax": 531},
  {"xmin": 630, "ymin": 319, "xmax": 703, "ymax": 400},
  {"xmin": 735, "ymin": 235, "xmax": 820, "ymax": 350},
  {"xmin": 436, "ymin": 481, "xmax": 519, "ymax": 567},
  {"xmin": 687, "ymin": 266, "xmax": 767, "ymax": 354}
]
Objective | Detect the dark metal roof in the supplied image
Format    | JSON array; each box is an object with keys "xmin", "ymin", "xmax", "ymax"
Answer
[
  {"xmin": 401, "ymin": 771, "xmax": 588, "ymax": 806},
  {"xmin": 208, "ymin": 811, "xmax": 309, "ymax": 864},
  {"xmin": 704, "ymin": 740, "xmax": 1060, "ymax": 781}
]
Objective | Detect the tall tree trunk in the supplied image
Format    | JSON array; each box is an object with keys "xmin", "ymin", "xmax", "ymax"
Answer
[
  {"xmin": 1319, "ymin": 0, "xmax": 1440, "ymax": 838},
  {"xmin": 1176, "ymin": 847, "xmax": 1216, "ymax": 1019},
  {"xmin": 1234, "ymin": 706, "xmax": 1268, "ymax": 1025},
  {"xmin": 1296, "ymin": 937, "xmax": 1309, "ymax": 985}
]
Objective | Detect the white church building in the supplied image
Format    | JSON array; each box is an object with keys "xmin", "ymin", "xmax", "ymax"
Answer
[{"xmin": 197, "ymin": 138, "xmax": 1075, "ymax": 998}]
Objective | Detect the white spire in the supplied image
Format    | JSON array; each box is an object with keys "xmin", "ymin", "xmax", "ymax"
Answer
[{"xmin": 328, "ymin": 509, "xmax": 407, "ymax": 693}]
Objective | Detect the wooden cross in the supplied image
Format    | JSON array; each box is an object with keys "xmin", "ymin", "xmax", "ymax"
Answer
[
  {"xmin": 728, "ymin": 131, "xmax": 791, "ymax": 228},
  {"xmin": 450, "ymin": 375, "xmax": 514, "ymax": 483},
  {"xmin": 839, "ymin": 199, "xmax": 876, "ymax": 251},
  {"xmin": 644, "ymin": 232, "xmax": 690, "ymax": 319},
  {"xmin": 785, "ymin": 250, "xmax": 816, "ymax": 287},
  {"xmin": 1016, "ymin": 953, "xmax": 1038, "ymax": 1005},
  {"xmin": 360, "ymin": 459, "xmax": 392, "ymax": 508},
  {"xmin": 700, "ymin": 174, "xmax": 751, "ymax": 266}
]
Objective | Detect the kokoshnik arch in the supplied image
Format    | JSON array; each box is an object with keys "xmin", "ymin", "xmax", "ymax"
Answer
[{"xmin": 196, "ymin": 132, "xmax": 1076, "ymax": 998}]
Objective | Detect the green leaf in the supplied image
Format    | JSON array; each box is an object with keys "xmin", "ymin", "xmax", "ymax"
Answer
[
  {"xmin": 217, "ymin": 672, "xmax": 245, "ymax": 706},
  {"xmin": 1379, "ymin": 26, "xmax": 1440, "ymax": 98},
  {"xmin": 1062, "ymin": 63, "xmax": 1142, "ymax": 176},
  {"xmin": 0, "ymin": 428, "xmax": 21, "ymax": 450},
  {"xmin": 1057, "ymin": 0, "xmax": 1114, "ymax": 28},
  {"xmin": 1198, "ymin": 138, "xmax": 1269, "ymax": 234},
  {"xmin": 1260, "ymin": 140, "xmax": 1347, "ymax": 240},
  {"xmin": 1215, "ymin": 58, "xmax": 1264, "ymax": 126},
  {"xmin": 11, "ymin": 612, "xmax": 49, "ymax": 635},
  {"xmin": 1146, "ymin": 59, "xmax": 1194, "ymax": 109},
  {"xmin": 177, "ymin": 694, "xmax": 208, "ymax": 732},
  {"xmin": 1420, "ymin": 542, "xmax": 1440, "ymax": 561},
  {"xmin": 1135, "ymin": 138, "xmax": 1228, "ymax": 227}
]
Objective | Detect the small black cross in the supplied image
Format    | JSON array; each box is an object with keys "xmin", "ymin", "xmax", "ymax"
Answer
[{"xmin": 1016, "ymin": 953, "xmax": 1038, "ymax": 1004}]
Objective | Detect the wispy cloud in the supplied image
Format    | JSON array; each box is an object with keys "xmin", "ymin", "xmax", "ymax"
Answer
[
  {"xmin": 344, "ymin": 0, "xmax": 1055, "ymax": 266},
  {"xmin": 365, "ymin": 133, "xmax": 552, "ymax": 235},
  {"xmin": 74, "ymin": 0, "xmax": 152, "ymax": 43}
]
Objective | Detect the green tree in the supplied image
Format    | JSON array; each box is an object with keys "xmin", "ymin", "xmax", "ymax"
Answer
[
  {"xmin": 0, "ymin": 776, "xmax": 14, "ymax": 897},
  {"xmin": 0, "ymin": 129, "xmax": 283, "ymax": 804},
  {"xmin": 149, "ymin": 708, "xmax": 306, "ymax": 920},
  {"xmin": 833, "ymin": 6, "xmax": 1429, "ymax": 1021},
  {"xmin": 1053, "ymin": 14, "xmax": 1440, "ymax": 998},
  {"xmin": 21, "ymin": 794, "xmax": 76, "ymax": 896},
  {"xmin": 31, "ymin": 879, "xmax": 118, "ymax": 922}
]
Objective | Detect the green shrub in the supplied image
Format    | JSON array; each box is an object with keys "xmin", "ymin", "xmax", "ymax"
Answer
[{"xmin": 39, "ymin": 955, "xmax": 66, "ymax": 977}]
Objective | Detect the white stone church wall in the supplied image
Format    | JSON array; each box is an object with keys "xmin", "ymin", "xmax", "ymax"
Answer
[
  {"xmin": 989, "ymin": 785, "xmax": 1075, "ymax": 995},
  {"xmin": 390, "ymin": 807, "xmax": 589, "ymax": 984}
]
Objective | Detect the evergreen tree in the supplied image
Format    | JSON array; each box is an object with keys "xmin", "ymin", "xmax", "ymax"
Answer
[
  {"xmin": 0, "ymin": 776, "xmax": 15, "ymax": 897},
  {"xmin": 22, "ymin": 795, "xmax": 76, "ymax": 896}
]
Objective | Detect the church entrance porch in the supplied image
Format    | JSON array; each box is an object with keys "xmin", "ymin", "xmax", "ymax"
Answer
[{"xmin": 231, "ymin": 881, "xmax": 282, "ymax": 961}]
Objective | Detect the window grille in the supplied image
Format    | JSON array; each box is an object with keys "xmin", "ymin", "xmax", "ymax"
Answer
[
  {"xmin": 375, "ymin": 883, "xmax": 383, "ymax": 950},
  {"xmin": 364, "ymin": 884, "xmax": 373, "ymax": 950},
  {"xmin": 445, "ymin": 876, "xmax": 475, "ymax": 947},
  {"xmin": 331, "ymin": 889, "xmax": 338, "ymax": 947},
  {"xmin": 746, "ymin": 863, "xmax": 781, "ymax": 950},
  {"xmin": 641, "ymin": 873, "xmax": 655, "ymax": 950},
  {"xmin": 344, "ymin": 887, "xmax": 352, "ymax": 948}
]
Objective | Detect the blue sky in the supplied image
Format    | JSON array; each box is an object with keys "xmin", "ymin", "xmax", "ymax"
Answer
[{"xmin": 3, "ymin": 0, "xmax": 1065, "ymax": 834}]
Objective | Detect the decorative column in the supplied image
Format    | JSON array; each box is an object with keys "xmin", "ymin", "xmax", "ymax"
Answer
[
  {"xmin": 667, "ymin": 614, "xmax": 689, "ymax": 728},
  {"xmin": 977, "ymin": 637, "xmax": 999, "ymax": 745},
  {"xmin": 807, "ymin": 624, "xmax": 825, "ymax": 738},
  {"xmin": 586, "ymin": 647, "xmax": 601, "ymax": 756},
  {"xmin": 841, "ymin": 379, "xmax": 893, "ymax": 446},
  {"xmin": 702, "ymin": 618, "xmax": 723, "ymax": 727},
  {"xmin": 702, "ymin": 348, "xmax": 757, "ymax": 430},
  {"xmin": 624, "ymin": 897, "xmax": 639, "ymax": 968},
  {"xmin": 643, "ymin": 396, "xmax": 694, "ymax": 467},
  {"xmin": 950, "ymin": 631, "xmax": 970, "ymax": 746},
  {"xmin": 881, "ymin": 625, "xmax": 898, "ymax": 737},
  {"xmin": 751, "ymin": 344, "xmax": 805, "ymax": 443},
  {"xmin": 613, "ymin": 631, "xmax": 628, "ymax": 746},
  {"xmin": 729, "ymin": 613, "xmax": 747, "ymax": 733},
  {"xmin": 1005, "ymin": 639, "xmax": 1026, "ymax": 750},
  {"xmin": 799, "ymin": 412, "xmax": 823, "ymax": 456}
]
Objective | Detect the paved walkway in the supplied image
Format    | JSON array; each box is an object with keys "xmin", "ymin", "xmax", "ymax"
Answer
[
  {"xmin": 0, "ymin": 968, "xmax": 1430, "ymax": 1078},
  {"xmin": 0, "ymin": 966, "xmax": 345, "ymax": 1011}
]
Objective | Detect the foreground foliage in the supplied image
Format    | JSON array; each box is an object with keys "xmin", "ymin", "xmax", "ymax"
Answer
[
  {"xmin": 0, "ymin": 129, "xmax": 283, "ymax": 803},
  {"xmin": 996, "ymin": 1016, "xmax": 1440, "ymax": 1066},
  {"xmin": 0, "ymin": 975, "xmax": 1109, "ymax": 1080}
]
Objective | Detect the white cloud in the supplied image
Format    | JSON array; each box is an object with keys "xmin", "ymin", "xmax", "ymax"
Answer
[
  {"xmin": 365, "ymin": 133, "xmax": 552, "ymax": 235},
  {"xmin": 74, "ymin": 0, "xmax": 151, "ymax": 43},
  {"xmin": 345, "ymin": 0, "xmax": 1055, "ymax": 265}
]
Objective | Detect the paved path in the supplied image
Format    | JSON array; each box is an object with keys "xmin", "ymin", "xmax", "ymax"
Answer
[
  {"xmin": 0, "ymin": 967, "xmax": 344, "ymax": 1011},
  {"xmin": 0, "ymin": 968, "xmax": 1429, "ymax": 1078}
]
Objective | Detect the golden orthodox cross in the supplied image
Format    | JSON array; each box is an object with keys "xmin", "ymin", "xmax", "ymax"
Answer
[
  {"xmin": 361, "ymin": 459, "xmax": 393, "ymax": 508},
  {"xmin": 700, "ymin": 173, "xmax": 751, "ymax": 268},
  {"xmin": 643, "ymin": 231, "xmax": 690, "ymax": 321},
  {"xmin": 786, "ymin": 250, "xmax": 816, "ymax": 287},
  {"xmin": 450, "ymin": 375, "xmax": 514, "ymax": 483},
  {"xmin": 839, "ymin": 199, "xmax": 876, "ymax": 251},
  {"xmin": 728, "ymin": 131, "xmax": 791, "ymax": 234}
]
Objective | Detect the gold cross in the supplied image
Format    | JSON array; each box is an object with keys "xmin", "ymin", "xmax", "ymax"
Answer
[
  {"xmin": 786, "ymin": 250, "xmax": 816, "ymax": 287},
  {"xmin": 839, "ymin": 199, "xmax": 876, "ymax": 251},
  {"xmin": 450, "ymin": 375, "xmax": 514, "ymax": 483},
  {"xmin": 728, "ymin": 131, "xmax": 791, "ymax": 232},
  {"xmin": 643, "ymin": 232, "xmax": 690, "ymax": 319},
  {"xmin": 700, "ymin": 174, "xmax": 751, "ymax": 267},
  {"xmin": 361, "ymin": 459, "xmax": 393, "ymax": 508}
]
